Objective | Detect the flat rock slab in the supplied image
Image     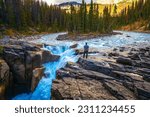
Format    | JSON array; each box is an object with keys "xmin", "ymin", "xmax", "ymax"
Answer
[
  {"xmin": 52, "ymin": 78, "xmax": 116, "ymax": 100},
  {"xmin": 134, "ymin": 81, "xmax": 150, "ymax": 99},
  {"xmin": 103, "ymin": 80, "xmax": 137, "ymax": 100}
]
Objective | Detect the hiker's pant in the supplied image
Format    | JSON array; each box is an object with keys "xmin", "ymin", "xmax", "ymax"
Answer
[{"xmin": 83, "ymin": 51, "xmax": 88, "ymax": 58}]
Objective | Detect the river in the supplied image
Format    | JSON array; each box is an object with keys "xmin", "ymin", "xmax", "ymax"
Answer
[{"xmin": 13, "ymin": 31, "xmax": 150, "ymax": 100}]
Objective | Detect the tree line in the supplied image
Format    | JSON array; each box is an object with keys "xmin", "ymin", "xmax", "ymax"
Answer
[
  {"xmin": 0, "ymin": 0, "xmax": 150, "ymax": 34},
  {"xmin": 68, "ymin": 0, "xmax": 113, "ymax": 33},
  {"xmin": 114, "ymin": 0, "xmax": 150, "ymax": 30},
  {"xmin": 0, "ymin": 0, "xmax": 67, "ymax": 32},
  {"xmin": 0, "ymin": 0, "xmax": 113, "ymax": 33}
]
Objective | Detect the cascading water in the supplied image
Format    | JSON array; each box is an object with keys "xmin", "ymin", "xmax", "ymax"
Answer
[
  {"xmin": 13, "ymin": 45, "xmax": 79, "ymax": 100},
  {"xmin": 13, "ymin": 31, "xmax": 150, "ymax": 100}
]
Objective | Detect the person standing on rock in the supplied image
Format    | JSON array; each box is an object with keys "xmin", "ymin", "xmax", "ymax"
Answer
[{"xmin": 83, "ymin": 43, "xmax": 89, "ymax": 59}]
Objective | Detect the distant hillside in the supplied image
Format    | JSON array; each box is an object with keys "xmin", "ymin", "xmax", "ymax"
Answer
[
  {"xmin": 119, "ymin": 19, "xmax": 150, "ymax": 33},
  {"xmin": 59, "ymin": 1, "xmax": 81, "ymax": 7},
  {"xmin": 59, "ymin": 0, "xmax": 137, "ymax": 14}
]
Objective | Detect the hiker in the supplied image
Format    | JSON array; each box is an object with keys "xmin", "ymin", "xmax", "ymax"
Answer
[{"xmin": 83, "ymin": 42, "xmax": 89, "ymax": 59}]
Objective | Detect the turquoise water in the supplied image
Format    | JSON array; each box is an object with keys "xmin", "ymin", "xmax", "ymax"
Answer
[
  {"xmin": 13, "ymin": 31, "xmax": 150, "ymax": 100},
  {"xmin": 13, "ymin": 45, "xmax": 79, "ymax": 100}
]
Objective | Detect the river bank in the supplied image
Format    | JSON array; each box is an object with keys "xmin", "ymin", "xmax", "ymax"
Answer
[
  {"xmin": 0, "ymin": 40, "xmax": 60, "ymax": 99},
  {"xmin": 56, "ymin": 32, "xmax": 122, "ymax": 41},
  {"xmin": 52, "ymin": 42, "xmax": 150, "ymax": 100},
  {"xmin": 0, "ymin": 31, "xmax": 150, "ymax": 100},
  {"xmin": 119, "ymin": 20, "xmax": 150, "ymax": 34}
]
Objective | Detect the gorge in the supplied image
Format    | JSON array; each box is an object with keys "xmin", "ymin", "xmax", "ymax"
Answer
[{"xmin": 0, "ymin": 31, "xmax": 150, "ymax": 100}]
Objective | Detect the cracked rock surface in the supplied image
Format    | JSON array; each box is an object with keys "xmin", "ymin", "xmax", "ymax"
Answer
[{"xmin": 52, "ymin": 43, "xmax": 150, "ymax": 100}]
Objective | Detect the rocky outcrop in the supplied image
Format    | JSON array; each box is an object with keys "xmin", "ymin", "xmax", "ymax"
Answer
[
  {"xmin": 42, "ymin": 50, "xmax": 60, "ymax": 63},
  {"xmin": 0, "ymin": 59, "xmax": 12, "ymax": 99},
  {"xmin": 116, "ymin": 57, "xmax": 133, "ymax": 66},
  {"xmin": 31, "ymin": 67, "xmax": 45, "ymax": 91},
  {"xmin": 0, "ymin": 40, "xmax": 59, "ymax": 99},
  {"xmin": 52, "ymin": 45, "xmax": 150, "ymax": 100}
]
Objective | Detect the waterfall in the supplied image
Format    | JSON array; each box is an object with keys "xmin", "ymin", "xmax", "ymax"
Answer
[{"xmin": 13, "ymin": 45, "xmax": 79, "ymax": 100}]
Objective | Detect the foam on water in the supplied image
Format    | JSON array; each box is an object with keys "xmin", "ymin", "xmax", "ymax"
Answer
[
  {"xmin": 13, "ymin": 45, "xmax": 79, "ymax": 100},
  {"xmin": 13, "ymin": 31, "xmax": 150, "ymax": 100}
]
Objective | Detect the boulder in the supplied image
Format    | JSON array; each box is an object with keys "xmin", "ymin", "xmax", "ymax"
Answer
[
  {"xmin": 42, "ymin": 50, "xmax": 60, "ymax": 63},
  {"xmin": 70, "ymin": 44, "xmax": 78, "ymax": 49}
]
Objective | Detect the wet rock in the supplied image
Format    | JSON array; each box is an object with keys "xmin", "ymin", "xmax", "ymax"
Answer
[
  {"xmin": 42, "ymin": 50, "xmax": 60, "ymax": 63},
  {"xmin": 113, "ymin": 48, "xmax": 118, "ymax": 51},
  {"xmin": 126, "ymin": 35, "xmax": 131, "ymax": 37},
  {"xmin": 56, "ymin": 34, "xmax": 69, "ymax": 40},
  {"xmin": 31, "ymin": 67, "xmax": 45, "ymax": 91},
  {"xmin": 70, "ymin": 44, "xmax": 78, "ymax": 49},
  {"xmin": 116, "ymin": 57, "xmax": 133, "ymax": 66}
]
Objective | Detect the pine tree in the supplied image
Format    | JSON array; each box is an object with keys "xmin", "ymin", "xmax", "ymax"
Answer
[
  {"xmin": 103, "ymin": 6, "xmax": 112, "ymax": 32},
  {"xmin": 83, "ymin": 2, "xmax": 87, "ymax": 32},
  {"xmin": 89, "ymin": 0, "xmax": 93, "ymax": 32},
  {"xmin": 113, "ymin": 4, "xmax": 117, "ymax": 16}
]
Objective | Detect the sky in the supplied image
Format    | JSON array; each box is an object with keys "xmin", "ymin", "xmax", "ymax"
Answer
[{"xmin": 42, "ymin": 0, "xmax": 125, "ymax": 5}]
